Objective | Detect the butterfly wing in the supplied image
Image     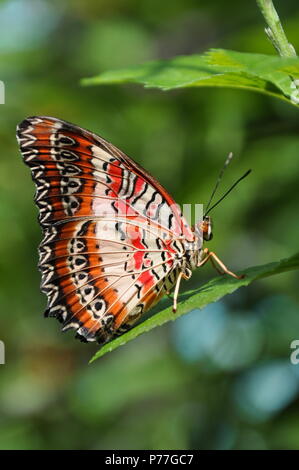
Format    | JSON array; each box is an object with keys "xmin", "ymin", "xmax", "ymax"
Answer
[{"xmin": 17, "ymin": 116, "xmax": 194, "ymax": 344}]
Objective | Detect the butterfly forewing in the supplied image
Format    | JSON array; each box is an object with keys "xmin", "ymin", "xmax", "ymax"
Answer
[{"xmin": 17, "ymin": 116, "xmax": 194, "ymax": 344}]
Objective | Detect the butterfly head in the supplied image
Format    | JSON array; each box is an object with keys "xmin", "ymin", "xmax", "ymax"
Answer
[
  {"xmin": 200, "ymin": 216, "xmax": 213, "ymax": 241},
  {"xmin": 193, "ymin": 216, "xmax": 213, "ymax": 243}
]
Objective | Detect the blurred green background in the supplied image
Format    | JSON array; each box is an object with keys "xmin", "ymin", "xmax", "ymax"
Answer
[{"xmin": 1, "ymin": 0, "xmax": 299, "ymax": 450}]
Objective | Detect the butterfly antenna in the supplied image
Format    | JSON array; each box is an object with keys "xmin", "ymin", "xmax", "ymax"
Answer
[
  {"xmin": 204, "ymin": 169, "xmax": 252, "ymax": 216},
  {"xmin": 205, "ymin": 152, "xmax": 234, "ymax": 215}
]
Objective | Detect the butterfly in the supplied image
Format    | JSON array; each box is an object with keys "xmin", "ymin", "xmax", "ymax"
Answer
[{"xmin": 17, "ymin": 116, "xmax": 246, "ymax": 345}]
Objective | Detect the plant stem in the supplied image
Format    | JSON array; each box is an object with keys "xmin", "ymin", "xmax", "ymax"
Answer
[{"xmin": 256, "ymin": 0, "xmax": 296, "ymax": 57}]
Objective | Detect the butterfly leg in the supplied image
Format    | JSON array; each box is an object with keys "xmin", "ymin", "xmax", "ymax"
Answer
[
  {"xmin": 172, "ymin": 270, "xmax": 191, "ymax": 313},
  {"xmin": 210, "ymin": 256, "xmax": 226, "ymax": 275},
  {"xmin": 198, "ymin": 248, "xmax": 244, "ymax": 279}
]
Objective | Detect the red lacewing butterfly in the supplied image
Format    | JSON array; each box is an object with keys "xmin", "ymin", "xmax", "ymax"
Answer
[{"xmin": 17, "ymin": 116, "xmax": 250, "ymax": 345}]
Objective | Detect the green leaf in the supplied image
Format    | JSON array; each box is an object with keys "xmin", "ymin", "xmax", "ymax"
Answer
[
  {"xmin": 90, "ymin": 252, "xmax": 299, "ymax": 363},
  {"xmin": 81, "ymin": 49, "xmax": 299, "ymax": 104}
]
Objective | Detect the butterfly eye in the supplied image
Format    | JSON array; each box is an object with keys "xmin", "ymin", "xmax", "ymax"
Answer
[{"xmin": 202, "ymin": 216, "xmax": 213, "ymax": 241}]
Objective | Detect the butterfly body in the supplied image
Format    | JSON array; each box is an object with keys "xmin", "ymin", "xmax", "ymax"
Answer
[{"xmin": 17, "ymin": 116, "xmax": 241, "ymax": 345}]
